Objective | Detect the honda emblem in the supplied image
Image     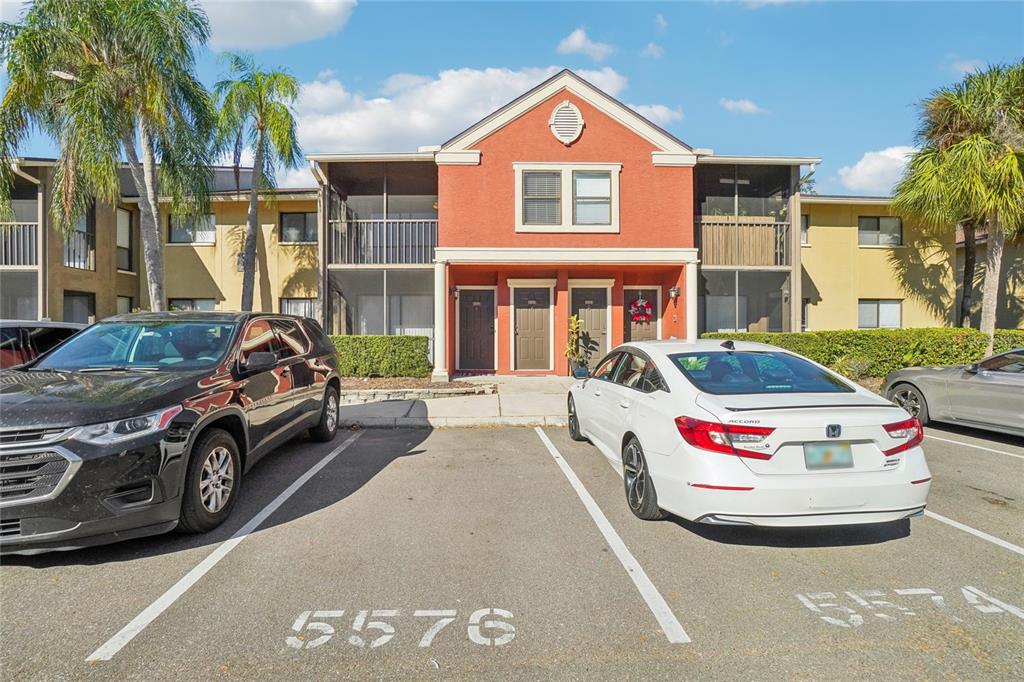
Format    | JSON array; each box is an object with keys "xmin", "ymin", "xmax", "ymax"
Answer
[{"xmin": 826, "ymin": 424, "xmax": 842, "ymax": 438}]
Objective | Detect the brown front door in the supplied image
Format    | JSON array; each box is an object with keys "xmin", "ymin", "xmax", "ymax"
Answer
[
  {"xmin": 571, "ymin": 287, "xmax": 608, "ymax": 368},
  {"xmin": 458, "ymin": 289, "xmax": 495, "ymax": 370},
  {"xmin": 514, "ymin": 288, "xmax": 550, "ymax": 370},
  {"xmin": 624, "ymin": 288, "xmax": 659, "ymax": 342}
]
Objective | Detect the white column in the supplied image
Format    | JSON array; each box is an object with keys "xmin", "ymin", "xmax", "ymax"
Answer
[
  {"xmin": 685, "ymin": 261, "xmax": 698, "ymax": 341},
  {"xmin": 431, "ymin": 259, "xmax": 448, "ymax": 381}
]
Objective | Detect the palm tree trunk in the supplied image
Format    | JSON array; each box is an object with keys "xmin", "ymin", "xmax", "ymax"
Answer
[
  {"xmin": 123, "ymin": 127, "xmax": 166, "ymax": 311},
  {"xmin": 979, "ymin": 214, "xmax": 1005, "ymax": 354},
  {"xmin": 239, "ymin": 137, "xmax": 263, "ymax": 311},
  {"xmin": 959, "ymin": 222, "xmax": 977, "ymax": 327}
]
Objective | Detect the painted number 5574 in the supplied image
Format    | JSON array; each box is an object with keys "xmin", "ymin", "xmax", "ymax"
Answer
[{"xmin": 286, "ymin": 608, "xmax": 515, "ymax": 650}]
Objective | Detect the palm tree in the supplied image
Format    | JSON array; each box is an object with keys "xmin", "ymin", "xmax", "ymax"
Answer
[
  {"xmin": 214, "ymin": 53, "xmax": 302, "ymax": 312},
  {"xmin": 0, "ymin": 0, "xmax": 214, "ymax": 311},
  {"xmin": 893, "ymin": 62, "xmax": 1024, "ymax": 349}
]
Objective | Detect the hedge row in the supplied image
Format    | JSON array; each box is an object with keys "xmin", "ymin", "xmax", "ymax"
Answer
[
  {"xmin": 701, "ymin": 328, "xmax": 1024, "ymax": 378},
  {"xmin": 330, "ymin": 335, "xmax": 431, "ymax": 378}
]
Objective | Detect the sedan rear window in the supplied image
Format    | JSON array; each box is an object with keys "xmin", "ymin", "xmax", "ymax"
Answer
[{"xmin": 669, "ymin": 351, "xmax": 854, "ymax": 395}]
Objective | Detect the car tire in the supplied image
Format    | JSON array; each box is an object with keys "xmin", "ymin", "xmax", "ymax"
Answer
[
  {"xmin": 568, "ymin": 394, "xmax": 587, "ymax": 442},
  {"xmin": 179, "ymin": 428, "xmax": 242, "ymax": 534},
  {"xmin": 309, "ymin": 385, "xmax": 340, "ymax": 442},
  {"xmin": 888, "ymin": 382, "xmax": 930, "ymax": 425},
  {"xmin": 622, "ymin": 436, "xmax": 665, "ymax": 521}
]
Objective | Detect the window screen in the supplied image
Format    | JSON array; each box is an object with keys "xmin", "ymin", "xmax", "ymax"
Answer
[
  {"xmin": 858, "ymin": 216, "xmax": 902, "ymax": 246},
  {"xmin": 280, "ymin": 212, "xmax": 317, "ymax": 243},
  {"xmin": 522, "ymin": 172, "xmax": 561, "ymax": 224},
  {"xmin": 116, "ymin": 208, "xmax": 132, "ymax": 271},
  {"xmin": 858, "ymin": 299, "xmax": 901, "ymax": 328},
  {"xmin": 573, "ymin": 171, "xmax": 611, "ymax": 225},
  {"xmin": 169, "ymin": 214, "xmax": 216, "ymax": 244}
]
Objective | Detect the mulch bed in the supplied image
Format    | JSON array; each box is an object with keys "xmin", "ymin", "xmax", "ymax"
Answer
[
  {"xmin": 341, "ymin": 377, "xmax": 477, "ymax": 390},
  {"xmin": 857, "ymin": 377, "xmax": 884, "ymax": 394}
]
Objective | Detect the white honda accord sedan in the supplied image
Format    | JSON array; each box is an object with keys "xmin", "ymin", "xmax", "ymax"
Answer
[{"xmin": 567, "ymin": 340, "xmax": 931, "ymax": 527}]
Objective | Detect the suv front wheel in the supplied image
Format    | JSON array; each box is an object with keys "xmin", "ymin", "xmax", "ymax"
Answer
[{"xmin": 179, "ymin": 428, "xmax": 242, "ymax": 533}]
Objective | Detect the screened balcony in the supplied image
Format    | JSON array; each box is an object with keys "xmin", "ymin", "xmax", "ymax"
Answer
[{"xmin": 324, "ymin": 159, "xmax": 438, "ymax": 266}]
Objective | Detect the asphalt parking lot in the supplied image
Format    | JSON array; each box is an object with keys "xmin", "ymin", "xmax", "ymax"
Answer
[{"xmin": 2, "ymin": 423, "xmax": 1022, "ymax": 680}]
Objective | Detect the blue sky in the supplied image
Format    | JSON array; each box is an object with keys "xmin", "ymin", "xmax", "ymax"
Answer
[{"xmin": 4, "ymin": 0, "xmax": 1023, "ymax": 194}]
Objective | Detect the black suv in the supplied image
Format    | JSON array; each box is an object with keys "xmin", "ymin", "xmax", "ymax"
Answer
[{"xmin": 0, "ymin": 312, "xmax": 341, "ymax": 555}]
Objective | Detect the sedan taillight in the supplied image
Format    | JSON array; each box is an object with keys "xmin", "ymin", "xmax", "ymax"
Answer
[
  {"xmin": 675, "ymin": 417, "xmax": 776, "ymax": 460},
  {"xmin": 882, "ymin": 417, "xmax": 924, "ymax": 456}
]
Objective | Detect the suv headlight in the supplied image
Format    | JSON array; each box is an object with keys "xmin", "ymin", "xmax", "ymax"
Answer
[{"xmin": 76, "ymin": 405, "xmax": 183, "ymax": 445}]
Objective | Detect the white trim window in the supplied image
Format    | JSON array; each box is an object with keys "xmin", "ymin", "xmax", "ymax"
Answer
[
  {"xmin": 514, "ymin": 163, "xmax": 621, "ymax": 233},
  {"xmin": 858, "ymin": 216, "xmax": 902, "ymax": 247},
  {"xmin": 280, "ymin": 297, "xmax": 316, "ymax": 318},
  {"xmin": 858, "ymin": 298, "xmax": 901, "ymax": 329},
  {"xmin": 169, "ymin": 298, "xmax": 216, "ymax": 312},
  {"xmin": 169, "ymin": 213, "xmax": 216, "ymax": 244}
]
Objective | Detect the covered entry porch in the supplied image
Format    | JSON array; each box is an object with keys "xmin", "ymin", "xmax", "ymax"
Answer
[{"xmin": 431, "ymin": 248, "xmax": 698, "ymax": 379}]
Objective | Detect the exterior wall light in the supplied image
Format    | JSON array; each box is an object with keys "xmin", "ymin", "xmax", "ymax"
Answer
[{"xmin": 668, "ymin": 286, "xmax": 681, "ymax": 300}]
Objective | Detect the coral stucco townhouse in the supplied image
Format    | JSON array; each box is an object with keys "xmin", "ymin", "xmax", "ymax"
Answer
[
  {"xmin": 3, "ymin": 70, "xmax": 1022, "ymax": 373},
  {"xmin": 313, "ymin": 70, "xmax": 813, "ymax": 379}
]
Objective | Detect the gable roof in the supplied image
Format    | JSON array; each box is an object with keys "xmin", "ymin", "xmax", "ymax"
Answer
[{"xmin": 441, "ymin": 69, "xmax": 691, "ymax": 153}]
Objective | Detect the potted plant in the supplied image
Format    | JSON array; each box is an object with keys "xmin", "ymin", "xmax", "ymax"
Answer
[{"xmin": 565, "ymin": 315, "xmax": 591, "ymax": 375}]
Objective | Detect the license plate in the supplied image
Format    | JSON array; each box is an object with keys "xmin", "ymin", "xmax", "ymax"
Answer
[{"xmin": 803, "ymin": 441, "xmax": 853, "ymax": 470}]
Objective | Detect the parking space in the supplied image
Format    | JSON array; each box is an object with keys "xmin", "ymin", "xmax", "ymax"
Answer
[{"xmin": 2, "ymin": 424, "xmax": 1022, "ymax": 680}]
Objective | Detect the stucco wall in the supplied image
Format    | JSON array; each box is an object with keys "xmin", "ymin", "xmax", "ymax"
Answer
[
  {"xmin": 139, "ymin": 197, "xmax": 319, "ymax": 313},
  {"xmin": 958, "ymin": 238, "xmax": 1024, "ymax": 329},
  {"xmin": 438, "ymin": 89, "xmax": 694, "ymax": 249},
  {"xmin": 800, "ymin": 202, "xmax": 955, "ymax": 330}
]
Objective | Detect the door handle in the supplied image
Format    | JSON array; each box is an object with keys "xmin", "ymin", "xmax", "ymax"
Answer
[
  {"xmin": 618, "ymin": 400, "xmax": 631, "ymax": 409},
  {"xmin": 281, "ymin": 367, "xmax": 291, "ymax": 376},
  {"xmin": 594, "ymin": 389, "xmax": 602, "ymax": 396}
]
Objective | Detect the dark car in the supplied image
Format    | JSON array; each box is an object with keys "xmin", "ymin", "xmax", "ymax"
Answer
[
  {"xmin": 0, "ymin": 312, "xmax": 341, "ymax": 555},
  {"xmin": 0, "ymin": 319, "xmax": 84, "ymax": 369}
]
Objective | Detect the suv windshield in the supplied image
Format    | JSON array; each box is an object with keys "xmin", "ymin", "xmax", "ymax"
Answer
[
  {"xmin": 669, "ymin": 351, "xmax": 854, "ymax": 395},
  {"xmin": 33, "ymin": 321, "xmax": 236, "ymax": 372}
]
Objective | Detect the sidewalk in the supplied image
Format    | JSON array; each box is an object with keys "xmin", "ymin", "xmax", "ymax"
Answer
[{"xmin": 337, "ymin": 375, "xmax": 573, "ymax": 428}]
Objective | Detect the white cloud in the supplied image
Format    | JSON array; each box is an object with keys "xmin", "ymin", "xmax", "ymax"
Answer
[
  {"xmin": 380, "ymin": 73, "xmax": 432, "ymax": 96},
  {"xmin": 641, "ymin": 42, "xmax": 664, "ymax": 59},
  {"xmin": 837, "ymin": 146, "xmax": 916, "ymax": 194},
  {"xmin": 294, "ymin": 66, "xmax": 633, "ymax": 154},
  {"xmin": 655, "ymin": 13, "xmax": 668, "ymax": 31},
  {"xmin": 556, "ymin": 28, "xmax": 615, "ymax": 62},
  {"xmin": 277, "ymin": 165, "xmax": 316, "ymax": 188},
  {"xmin": 203, "ymin": 0, "xmax": 356, "ymax": 50},
  {"xmin": 949, "ymin": 57, "xmax": 984, "ymax": 76},
  {"xmin": 719, "ymin": 97, "xmax": 766, "ymax": 114},
  {"xmin": 629, "ymin": 104, "xmax": 683, "ymax": 126}
]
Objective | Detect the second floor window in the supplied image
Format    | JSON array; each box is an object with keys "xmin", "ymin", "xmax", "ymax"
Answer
[
  {"xmin": 522, "ymin": 171, "xmax": 561, "ymax": 225},
  {"xmin": 858, "ymin": 216, "xmax": 902, "ymax": 246},
  {"xmin": 117, "ymin": 208, "xmax": 133, "ymax": 271},
  {"xmin": 515, "ymin": 163, "xmax": 620, "ymax": 232},
  {"xmin": 280, "ymin": 212, "xmax": 317, "ymax": 243},
  {"xmin": 573, "ymin": 171, "xmax": 611, "ymax": 225},
  {"xmin": 169, "ymin": 214, "xmax": 216, "ymax": 244}
]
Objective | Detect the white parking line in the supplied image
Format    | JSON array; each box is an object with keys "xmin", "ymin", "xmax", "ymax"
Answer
[
  {"xmin": 86, "ymin": 431, "xmax": 363, "ymax": 662},
  {"xmin": 924, "ymin": 510, "xmax": 1024, "ymax": 558},
  {"xmin": 924, "ymin": 434, "xmax": 1024, "ymax": 461},
  {"xmin": 533, "ymin": 427, "xmax": 691, "ymax": 644}
]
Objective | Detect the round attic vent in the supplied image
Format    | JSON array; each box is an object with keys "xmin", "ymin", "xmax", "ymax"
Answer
[{"xmin": 549, "ymin": 100, "xmax": 583, "ymax": 145}]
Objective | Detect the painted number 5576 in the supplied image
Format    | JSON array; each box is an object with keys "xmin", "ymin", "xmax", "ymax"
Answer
[{"xmin": 286, "ymin": 608, "xmax": 515, "ymax": 650}]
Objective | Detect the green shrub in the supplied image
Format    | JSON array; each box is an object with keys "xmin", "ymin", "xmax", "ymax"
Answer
[
  {"xmin": 330, "ymin": 335, "xmax": 431, "ymax": 378},
  {"xmin": 700, "ymin": 327, "xmax": 1022, "ymax": 377}
]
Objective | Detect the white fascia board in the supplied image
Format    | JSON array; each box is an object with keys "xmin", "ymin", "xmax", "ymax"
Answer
[
  {"xmin": 696, "ymin": 155, "xmax": 823, "ymax": 166},
  {"xmin": 443, "ymin": 72, "xmax": 690, "ymax": 154},
  {"xmin": 800, "ymin": 194, "xmax": 892, "ymax": 206},
  {"xmin": 305, "ymin": 152, "xmax": 435, "ymax": 163},
  {"xmin": 434, "ymin": 150, "xmax": 481, "ymax": 166},
  {"xmin": 435, "ymin": 247, "xmax": 699, "ymax": 264},
  {"xmin": 652, "ymin": 152, "xmax": 698, "ymax": 167}
]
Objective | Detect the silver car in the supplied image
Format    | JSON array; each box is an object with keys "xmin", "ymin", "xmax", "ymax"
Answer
[{"xmin": 883, "ymin": 348, "xmax": 1024, "ymax": 438}]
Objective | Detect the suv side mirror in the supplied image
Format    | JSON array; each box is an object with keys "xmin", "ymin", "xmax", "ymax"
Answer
[
  {"xmin": 572, "ymin": 366, "xmax": 590, "ymax": 380},
  {"xmin": 243, "ymin": 351, "xmax": 276, "ymax": 373},
  {"xmin": 965, "ymin": 363, "xmax": 980, "ymax": 374}
]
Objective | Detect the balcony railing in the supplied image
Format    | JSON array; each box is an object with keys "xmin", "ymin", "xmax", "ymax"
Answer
[
  {"xmin": 0, "ymin": 223, "xmax": 38, "ymax": 266},
  {"xmin": 699, "ymin": 218, "xmax": 791, "ymax": 267},
  {"xmin": 63, "ymin": 231, "xmax": 96, "ymax": 270},
  {"xmin": 329, "ymin": 219, "xmax": 438, "ymax": 265}
]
